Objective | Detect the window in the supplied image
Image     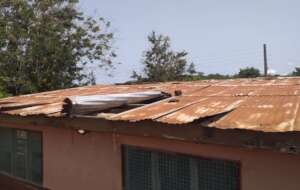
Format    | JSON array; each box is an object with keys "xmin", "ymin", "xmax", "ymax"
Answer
[
  {"xmin": 0, "ymin": 127, "xmax": 43, "ymax": 185},
  {"xmin": 123, "ymin": 145, "xmax": 239, "ymax": 190}
]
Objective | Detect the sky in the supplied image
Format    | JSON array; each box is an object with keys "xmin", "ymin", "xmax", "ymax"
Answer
[{"xmin": 79, "ymin": 0, "xmax": 300, "ymax": 84}]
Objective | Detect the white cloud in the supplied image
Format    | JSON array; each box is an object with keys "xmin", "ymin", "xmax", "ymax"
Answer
[
  {"xmin": 268, "ymin": 69, "xmax": 277, "ymax": 75},
  {"xmin": 288, "ymin": 62, "xmax": 296, "ymax": 66}
]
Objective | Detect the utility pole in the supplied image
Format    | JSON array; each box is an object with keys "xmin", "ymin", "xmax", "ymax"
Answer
[{"xmin": 263, "ymin": 44, "xmax": 268, "ymax": 77}]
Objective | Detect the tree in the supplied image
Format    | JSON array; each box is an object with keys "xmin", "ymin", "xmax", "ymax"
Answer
[
  {"xmin": 132, "ymin": 31, "xmax": 193, "ymax": 82},
  {"xmin": 0, "ymin": 0, "xmax": 117, "ymax": 95},
  {"xmin": 206, "ymin": 73, "xmax": 232, "ymax": 80},
  {"xmin": 237, "ymin": 67, "xmax": 260, "ymax": 78},
  {"xmin": 291, "ymin": 67, "xmax": 300, "ymax": 76},
  {"xmin": 187, "ymin": 62, "xmax": 197, "ymax": 75},
  {"xmin": 0, "ymin": 77, "xmax": 7, "ymax": 98}
]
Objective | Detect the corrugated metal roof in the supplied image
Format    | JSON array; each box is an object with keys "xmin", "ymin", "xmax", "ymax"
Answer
[
  {"xmin": 210, "ymin": 96, "xmax": 300, "ymax": 132},
  {"xmin": 1, "ymin": 77, "xmax": 300, "ymax": 132}
]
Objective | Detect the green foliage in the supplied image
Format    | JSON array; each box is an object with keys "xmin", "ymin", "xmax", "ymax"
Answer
[
  {"xmin": 237, "ymin": 67, "xmax": 260, "ymax": 78},
  {"xmin": 0, "ymin": 92, "xmax": 6, "ymax": 98},
  {"xmin": 0, "ymin": 0, "xmax": 116, "ymax": 95},
  {"xmin": 132, "ymin": 31, "xmax": 194, "ymax": 82},
  {"xmin": 206, "ymin": 73, "xmax": 232, "ymax": 80},
  {"xmin": 186, "ymin": 62, "xmax": 197, "ymax": 75},
  {"xmin": 0, "ymin": 77, "xmax": 7, "ymax": 98},
  {"xmin": 182, "ymin": 72, "xmax": 233, "ymax": 81},
  {"xmin": 291, "ymin": 67, "xmax": 300, "ymax": 76}
]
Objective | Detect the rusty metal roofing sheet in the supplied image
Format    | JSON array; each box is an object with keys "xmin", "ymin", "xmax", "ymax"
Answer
[
  {"xmin": 112, "ymin": 96, "xmax": 245, "ymax": 124},
  {"xmin": 187, "ymin": 85, "xmax": 262, "ymax": 97},
  {"xmin": 2, "ymin": 77, "xmax": 300, "ymax": 133},
  {"xmin": 253, "ymin": 85, "xmax": 300, "ymax": 96},
  {"xmin": 112, "ymin": 96, "xmax": 209, "ymax": 121},
  {"xmin": 210, "ymin": 96, "xmax": 300, "ymax": 132},
  {"xmin": 157, "ymin": 97, "xmax": 245, "ymax": 124},
  {"xmin": 2, "ymin": 102, "xmax": 64, "ymax": 116}
]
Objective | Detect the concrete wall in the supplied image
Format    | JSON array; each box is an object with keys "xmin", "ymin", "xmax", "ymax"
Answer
[
  {"xmin": 2, "ymin": 124, "xmax": 300, "ymax": 190},
  {"xmin": 0, "ymin": 172, "xmax": 49, "ymax": 190}
]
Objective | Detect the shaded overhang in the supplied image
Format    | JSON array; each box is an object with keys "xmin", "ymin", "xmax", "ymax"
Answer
[{"xmin": 1, "ymin": 113, "xmax": 300, "ymax": 156}]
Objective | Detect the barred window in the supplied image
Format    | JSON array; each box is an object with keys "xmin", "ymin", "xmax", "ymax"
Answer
[
  {"xmin": 123, "ymin": 145, "xmax": 240, "ymax": 190},
  {"xmin": 0, "ymin": 127, "xmax": 43, "ymax": 185}
]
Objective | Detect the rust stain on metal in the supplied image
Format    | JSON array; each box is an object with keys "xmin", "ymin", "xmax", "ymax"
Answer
[
  {"xmin": 2, "ymin": 77, "xmax": 300, "ymax": 132},
  {"xmin": 2, "ymin": 102, "xmax": 64, "ymax": 116},
  {"xmin": 111, "ymin": 96, "xmax": 209, "ymax": 121},
  {"xmin": 210, "ymin": 96, "xmax": 300, "ymax": 132},
  {"xmin": 157, "ymin": 97, "xmax": 245, "ymax": 124},
  {"xmin": 187, "ymin": 85, "xmax": 261, "ymax": 97}
]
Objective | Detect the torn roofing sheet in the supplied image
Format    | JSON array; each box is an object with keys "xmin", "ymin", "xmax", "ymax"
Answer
[
  {"xmin": 111, "ymin": 96, "xmax": 245, "ymax": 124},
  {"xmin": 2, "ymin": 77, "xmax": 300, "ymax": 132},
  {"xmin": 63, "ymin": 91, "xmax": 168, "ymax": 115}
]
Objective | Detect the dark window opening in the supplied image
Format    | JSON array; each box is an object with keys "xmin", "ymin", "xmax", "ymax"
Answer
[
  {"xmin": 0, "ymin": 127, "xmax": 43, "ymax": 185},
  {"xmin": 123, "ymin": 145, "xmax": 240, "ymax": 190}
]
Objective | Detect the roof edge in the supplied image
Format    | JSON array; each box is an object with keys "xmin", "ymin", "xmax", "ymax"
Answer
[{"xmin": 1, "ymin": 114, "xmax": 300, "ymax": 155}]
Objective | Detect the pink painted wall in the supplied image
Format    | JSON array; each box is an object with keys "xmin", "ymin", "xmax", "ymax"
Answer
[{"xmin": 2, "ymin": 123, "xmax": 300, "ymax": 190}]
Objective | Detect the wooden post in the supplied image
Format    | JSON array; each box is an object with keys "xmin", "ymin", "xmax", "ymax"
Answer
[{"xmin": 263, "ymin": 44, "xmax": 268, "ymax": 76}]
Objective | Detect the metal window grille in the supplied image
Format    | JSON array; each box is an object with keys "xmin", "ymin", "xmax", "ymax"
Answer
[
  {"xmin": 123, "ymin": 146, "xmax": 153, "ymax": 190},
  {"xmin": 197, "ymin": 159, "xmax": 239, "ymax": 190},
  {"xmin": 158, "ymin": 152, "xmax": 191, "ymax": 190},
  {"xmin": 123, "ymin": 145, "xmax": 240, "ymax": 190},
  {"xmin": 0, "ymin": 127, "xmax": 43, "ymax": 185}
]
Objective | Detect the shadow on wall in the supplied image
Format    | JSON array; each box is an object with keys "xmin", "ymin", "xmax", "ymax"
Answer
[{"xmin": 0, "ymin": 172, "xmax": 50, "ymax": 190}]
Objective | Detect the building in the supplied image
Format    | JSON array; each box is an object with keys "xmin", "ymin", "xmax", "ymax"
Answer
[
  {"xmin": 0, "ymin": 172, "xmax": 48, "ymax": 190},
  {"xmin": 0, "ymin": 77, "xmax": 300, "ymax": 190}
]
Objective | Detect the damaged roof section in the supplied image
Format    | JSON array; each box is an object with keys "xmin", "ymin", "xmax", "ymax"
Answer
[
  {"xmin": 63, "ymin": 91, "xmax": 170, "ymax": 116},
  {"xmin": 2, "ymin": 77, "xmax": 300, "ymax": 132},
  {"xmin": 111, "ymin": 96, "xmax": 245, "ymax": 123}
]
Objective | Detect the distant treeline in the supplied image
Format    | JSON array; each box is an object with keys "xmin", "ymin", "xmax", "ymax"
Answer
[{"xmin": 126, "ymin": 66, "xmax": 300, "ymax": 84}]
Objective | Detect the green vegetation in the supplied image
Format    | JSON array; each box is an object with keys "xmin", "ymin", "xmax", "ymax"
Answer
[
  {"xmin": 131, "ymin": 31, "xmax": 267, "ymax": 84},
  {"xmin": 183, "ymin": 73, "xmax": 232, "ymax": 81},
  {"xmin": 0, "ymin": 0, "xmax": 117, "ymax": 96},
  {"xmin": 132, "ymin": 31, "xmax": 195, "ymax": 82},
  {"xmin": 0, "ymin": 88, "xmax": 5, "ymax": 98},
  {"xmin": 237, "ymin": 67, "xmax": 261, "ymax": 78},
  {"xmin": 0, "ymin": 77, "xmax": 7, "ymax": 98},
  {"xmin": 291, "ymin": 67, "xmax": 300, "ymax": 76}
]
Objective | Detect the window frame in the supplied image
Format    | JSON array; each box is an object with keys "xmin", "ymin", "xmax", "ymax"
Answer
[
  {"xmin": 121, "ymin": 144, "xmax": 241, "ymax": 190},
  {"xmin": 0, "ymin": 127, "xmax": 43, "ymax": 185}
]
